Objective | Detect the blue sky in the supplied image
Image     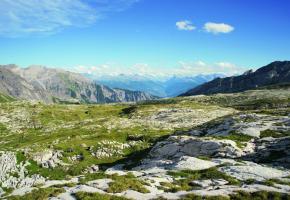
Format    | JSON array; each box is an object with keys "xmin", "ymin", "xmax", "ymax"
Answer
[{"xmin": 0, "ymin": 0, "xmax": 289, "ymax": 76}]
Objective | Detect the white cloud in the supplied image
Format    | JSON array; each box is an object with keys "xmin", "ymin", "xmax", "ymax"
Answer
[
  {"xmin": 72, "ymin": 61, "xmax": 245, "ymax": 78},
  {"xmin": 204, "ymin": 22, "xmax": 234, "ymax": 34},
  {"xmin": 176, "ymin": 20, "xmax": 196, "ymax": 31},
  {"xmin": 216, "ymin": 62, "xmax": 236, "ymax": 69},
  {"xmin": 0, "ymin": 0, "xmax": 138, "ymax": 37},
  {"xmin": 177, "ymin": 61, "xmax": 240, "ymax": 75}
]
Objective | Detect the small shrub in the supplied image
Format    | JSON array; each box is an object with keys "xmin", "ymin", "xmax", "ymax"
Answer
[
  {"xmin": 16, "ymin": 152, "xmax": 26, "ymax": 164},
  {"xmin": 120, "ymin": 106, "xmax": 138, "ymax": 117},
  {"xmin": 243, "ymin": 179, "xmax": 256, "ymax": 185},
  {"xmin": 0, "ymin": 123, "xmax": 7, "ymax": 132}
]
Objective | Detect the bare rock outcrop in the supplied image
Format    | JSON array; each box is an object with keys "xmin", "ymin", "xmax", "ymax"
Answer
[
  {"xmin": 149, "ymin": 136, "xmax": 244, "ymax": 160},
  {"xmin": 247, "ymin": 136, "xmax": 290, "ymax": 168},
  {"xmin": 0, "ymin": 151, "xmax": 45, "ymax": 194},
  {"xmin": 33, "ymin": 150, "xmax": 64, "ymax": 168}
]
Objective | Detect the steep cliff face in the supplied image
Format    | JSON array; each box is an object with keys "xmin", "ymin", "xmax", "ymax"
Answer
[
  {"xmin": 181, "ymin": 61, "xmax": 290, "ymax": 96},
  {"xmin": 0, "ymin": 66, "xmax": 50, "ymax": 102},
  {"xmin": 0, "ymin": 65, "xmax": 157, "ymax": 103}
]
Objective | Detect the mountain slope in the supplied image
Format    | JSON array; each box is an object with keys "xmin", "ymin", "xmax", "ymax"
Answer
[
  {"xmin": 0, "ymin": 66, "xmax": 50, "ymax": 102},
  {"xmin": 0, "ymin": 65, "xmax": 157, "ymax": 103},
  {"xmin": 181, "ymin": 61, "xmax": 290, "ymax": 96},
  {"xmin": 164, "ymin": 74, "xmax": 223, "ymax": 97},
  {"xmin": 0, "ymin": 92, "xmax": 15, "ymax": 103}
]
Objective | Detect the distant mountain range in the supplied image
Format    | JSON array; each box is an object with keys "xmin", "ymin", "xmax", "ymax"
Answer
[
  {"xmin": 181, "ymin": 61, "xmax": 290, "ymax": 96},
  {"xmin": 2, "ymin": 61, "xmax": 288, "ymax": 103},
  {"xmin": 87, "ymin": 74, "xmax": 224, "ymax": 97},
  {"xmin": 0, "ymin": 65, "xmax": 157, "ymax": 103}
]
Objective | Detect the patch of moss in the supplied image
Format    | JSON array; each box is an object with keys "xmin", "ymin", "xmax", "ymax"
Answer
[
  {"xmin": 164, "ymin": 168, "xmax": 240, "ymax": 192},
  {"xmin": 53, "ymin": 182, "xmax": 77, "ymax": 188},
  {"xmin": 0, "ymin": 93, "xmax": 15, "ymax": 103},
  {"xmin": 181, "ymin": 190, "xmax": 290, "ymax": 200},
  {"xmin": 0, "ymin": 122, "xmax": 7, "ymax": 132},
  {"xmin": 80, "ymin": 172, "xmax": 149, "ymax": 194},
  {"xmin": 181, "ymin": 193, "xmax": 229, "ymax": 200},
  {"xmin": 107, "ymin": 173, "xmax": 149, "ymax": 194},
  {"xmin": 79, "ymin": 172, "xmax": 108, "ymax": 184},
  {"xmin": 264, "ymin": 179, "xmax": 290, "ymax": 186},
  {"xmin": 196, "ymin": 156, "xmax": 211, "ymax": 161},
  {"xmin": 258, "ymin": 108, "xmax": 290, "ymax": 116},
  {"xmin": 229, "ymin": 190, "xmax": 290, "ymax": 200},
  {"xmin": 74, "ymin": 192, "xmax": 131, "ymax": 200},
  {"xmin": 0, "ymin": 184, "xmax": 13, "ymax": 195},
  {"xmin": 16, "ymin": 152, "xmax": 26, "ymax": 164},
  {"xmin": 7, "ymin": 187, "xmax": 65, "ymax": 200},
  {"xmin": 260, "ymin": 129, "xmax": 290, "ymax": 138},
  {"xmin": 26, "ymin": 160, "xmax": 67, "ymax": 180},
  {"xmin": 213, "ymin": 131, "xmax": 253, "ymax": 148},
  {"xmin": 243, "ymin": 179, "xmax": 256, "ymax": 185},
  {"xmin": 261, "ymin": 179, "xmax": 276, "ymax": 187}
]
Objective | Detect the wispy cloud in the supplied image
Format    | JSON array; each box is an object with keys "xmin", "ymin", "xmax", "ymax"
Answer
[
  {"xmin": 176, "ymin": 20, "xmax": 196, "ymax": 31},
  {"xmin": 0, "ymin": 0, "xmax": 138, "ymax": 37},
  {"xmin": 72, "ymin": 61, "xmax": 245, "ymax": 78},
  {"xmin": 177, "ymin": 61, "xmax": 242, "ymax": 75},
  {"xmin": 203, "ymin": 22, "xmax": 234, "ymax": 34}
]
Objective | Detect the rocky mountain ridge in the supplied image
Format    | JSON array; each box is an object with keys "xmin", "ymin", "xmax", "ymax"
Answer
[
  {"xmin": 0, "ymin": 65, "xmax": 157, "ymax": 103},
  {"xmin": 182, "ymin": 61, "xmax": 290, "ymax": 96}
]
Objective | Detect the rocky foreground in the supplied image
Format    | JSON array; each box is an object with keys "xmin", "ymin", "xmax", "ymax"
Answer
[
  {"xmin": 0, "ymin": 88, "xmax": 290, "ymax": 199},
  {"xmin": 1, "ymin": 115, "xmax": 290, "ymax": 199}
]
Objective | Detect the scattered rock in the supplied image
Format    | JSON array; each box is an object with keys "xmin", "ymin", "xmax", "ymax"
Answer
[
  {"xmin": 190, "ymin": 179, "xmax": 229, "ymax": 188},
  {"xmin": 85, "ymin": 165, "xmax": 99, "ymax": 174},
  {"xmin": 88, "ymin": 179, "xmax": 112, "ymax": 190},
  {"xmin": 149, "ymin": 136, "xmax": 244, "ymax": 159},
  {"xmin": 188, "ymin": 113, "xmax": 290, "ymax": 138},
  {"xmin": 220, "ymin": 161, "xmax": 290, "ymax": 181},
  {"xmin": 105, "ymin": 164, "xmax": 128, "ymax": 176},
  {"xmin": 11, "ymin": 187, "xmax": 35, "ymax": 196},
  {"xmin": 33, "ymin": 150, "xmax": 64, "ymax": 168},
  {"xmin": 0, "ymin": 151, "xmax": 45, "ymax": 192},
  {"xmin": 0, "ymin": 187, "xmax": 4, "ymax": 197},
  {"xmin": 172, "ymin": 156, "xmax": 218, "ymax": 171},
  {"xmin": 249, "ymin": 136, "xmax": 290, "ymax": 168}
]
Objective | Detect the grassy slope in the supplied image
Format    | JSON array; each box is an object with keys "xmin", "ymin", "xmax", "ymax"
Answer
[
  {"xmin": 1, "ymin": 87, "xmax": 290, "ymax": 199},
  {"xmin": 0, "ymin": 92, "xmax": 15, "ymax": 103},
  {"xmin": 0, "ymin": 88, "xmax": 289, "ymax": 181},
  {"xmin": 0, "ymin": 102, "xmax": 184, "ymax": 178}
]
